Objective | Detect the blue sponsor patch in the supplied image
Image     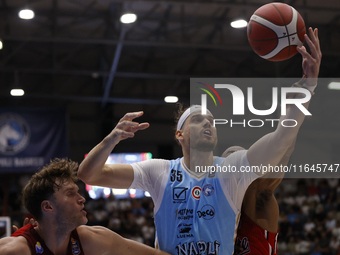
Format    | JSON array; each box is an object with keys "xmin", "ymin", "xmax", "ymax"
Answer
[
  {"xmin": 35, "ymin": 242, "xmax": 44, "ymax": 254},
  {"xmin": 202, "ymin": 184, "xmax": 214, "ymax": 196},
  {"xmin": 71, "ymin": 238, "xmax": 81, "ymax": 255}
]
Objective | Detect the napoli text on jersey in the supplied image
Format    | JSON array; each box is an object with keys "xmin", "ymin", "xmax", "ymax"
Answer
[{"xmin": 155, "ymin": 157, "xmax": 239, "ymax": 255}]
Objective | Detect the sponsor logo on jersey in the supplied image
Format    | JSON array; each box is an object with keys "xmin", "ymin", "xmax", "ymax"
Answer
[
  {"xmin": 178, "ymin": 223, "xmax": 192, "ymax": 233},
  {"xmin": 191, "ymin": 186, "xmax": 201, "ymax": 200},
  {"xmin": 175, "ymin": 208, "xmax": 194, "ymax": 221},
  {"xmin": 177, "ymin": 223, "xmax": 194, "ymax": 238},
  {"xmin": 71, "ymin": 238, "xmax": 81, "ymax": 255},
  {"xmin": 235, "ymin": 236, "xmax": 250, "ymax": 254},
  {"xmin": 202, "ymin": 184, "xmax": 214, "ymax": 196},
  {"xmin": 35, "ymin": 242, "xmax": 44, "ymax": 254},
  {"xmin": 176, "ymin": 240, "xmax": 220, "ymax": 255},
  {"xmin": 208, "ymin": 169, "xmax": 216, "ymax": 178},
  {"xmin": 173, "ymin": 187, "xmax": 188, "ymax": 203},
  {"xmin": 197, "ymin": 204, "xmax": 215, "ymax": 220}
]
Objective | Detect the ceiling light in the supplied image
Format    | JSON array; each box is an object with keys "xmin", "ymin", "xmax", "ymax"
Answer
[
  {"xmin": 10, "ymin": 89, "xmax": 25, "ymax": 96},
  {"xmin": 120, "ymin": 13, "xmax": 137, "ymax": 24},
  {"xmin": 231, "ymin": 19, "xmax": 248, "ymax": 28},
  {"xmin": 19, "ymin": 9, "xmax": 35, "ymax": 20},
  {"xmin": 0, "ymin": 40, "xmax": 3, "ymax": 50},
  {"xmin": 328, "ymin": 82, "xmax": 340, "ymax": 90},
  {"xmin": 164, "ymin": 96, "xmax": 178, "ymax": 103}
]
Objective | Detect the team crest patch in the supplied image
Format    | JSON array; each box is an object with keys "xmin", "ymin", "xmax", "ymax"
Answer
[
  {"xmin": 71, "ymin": 238, "xmax": 81, "ymax": 255},
  {"xmin": 191, "ymin": 186, "xmax": 201, "ymax": 200},
  {"xmin": 35, "ymin": 242, "xmax": 44, "ymax": 254},
  {"xmin": 202, "ymin": 184, "xmax": 214, "ymax": 196}
]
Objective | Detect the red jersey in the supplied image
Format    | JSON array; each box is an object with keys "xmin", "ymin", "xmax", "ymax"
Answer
[
  {"xmin": 235, "ymin": 213, "xmax": 278, "ymax": 255},
  {"xmin": 12, "ymin": 224, "xmax": 85, "ymax": 255}
]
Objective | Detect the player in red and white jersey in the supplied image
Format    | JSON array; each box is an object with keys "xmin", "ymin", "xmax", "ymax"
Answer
[{"xmin": 1, "ymin": 158, "xmax": 170, "ymax": 255}]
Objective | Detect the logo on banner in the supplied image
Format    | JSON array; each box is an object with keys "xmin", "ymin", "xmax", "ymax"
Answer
[
  {"xmin": 197, "ymin": 82, "xmax": 223, "ymax": 107},
  {"xmin": 0, "ymin": 113, "xmax": 30, "ymax": 155},
  {"xmin": 196, "ymin": 81, "xmax": 312, "ymax": 128},
  {"xmin": 199, "ymin": 83, "xmax": 311, "ymax": 116}
]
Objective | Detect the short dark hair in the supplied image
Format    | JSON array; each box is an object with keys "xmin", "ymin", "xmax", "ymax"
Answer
[
  {"xmin": 173, "ymin": 103, "xmax": 190, "ymax": 145},
  {"xmin": 22, "ymin": 158, "xmax": 78, "ymax": 221}
]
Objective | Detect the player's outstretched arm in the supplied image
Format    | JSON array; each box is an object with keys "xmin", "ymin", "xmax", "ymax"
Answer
[
  {"xmin": 78, "ymin": 111, "xmax": 149, "ymax": 189},
  {"xmin": 0, "ymin": 237, "xmax": 31, "ymax": 255},
  {"xmin": 247, "ymin": 27, "xmax": 321, "ymax": 170},
  {"xmin": 78, "ymin": 225, "xmax": 170, "ymax": 255}
]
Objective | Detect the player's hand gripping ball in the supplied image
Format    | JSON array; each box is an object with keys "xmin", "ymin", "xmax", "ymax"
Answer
[{"xmin": 247, "ymin": 2, "xmax": 306, "ymax": 61}]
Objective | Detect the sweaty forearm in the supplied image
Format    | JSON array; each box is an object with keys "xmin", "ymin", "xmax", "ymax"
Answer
[
  {"xmin": 247, "ymin": 84, "xmax": 312, "ymax": 169},
  {"xmin": 78, "ymin": 136, "xmax": 117, "ymax": 184},
  {"xmin": 275, "ymin": 90, "xmax": 311, "ymax": 149}
]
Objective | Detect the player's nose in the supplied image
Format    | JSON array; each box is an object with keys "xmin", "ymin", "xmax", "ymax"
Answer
[
  {"xmin": 203, "ymin": 117, "xmax": 212, "ymax": 127},
  {"xmin": 78, "ymin": 194, "xmax": 86, "ymax": 204}
]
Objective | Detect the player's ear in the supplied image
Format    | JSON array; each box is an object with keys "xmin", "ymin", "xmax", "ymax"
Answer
[
  {"xmin": 175, "ymin": 130, "xmax": 184, "ymax": 144},
  {"xmin": 41, "ymin": 200, "xmax": 53, "ymax": 213}
]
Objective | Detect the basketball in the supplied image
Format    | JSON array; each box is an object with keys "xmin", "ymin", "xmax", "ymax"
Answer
[{"xmin": 247, "ymin": 2, "xmax": 306, "ymax": 61}]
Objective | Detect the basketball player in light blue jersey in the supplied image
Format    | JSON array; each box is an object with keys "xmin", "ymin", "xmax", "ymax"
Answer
[{"xmin": 78, "ymin": 27, "xmax": 321, "ymax": 255}]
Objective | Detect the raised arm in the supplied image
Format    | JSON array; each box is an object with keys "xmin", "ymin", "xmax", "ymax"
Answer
[
  {"xmin": 78, "ymin": 111, "xmax": 149, "ymax": 189},
  {"xmin": 247, "ymin": 27, "xmax": 321, "ymax": 169},
  {"xmin": 78, "ymin": 225, "xmax": 170, "ymax": 255}
]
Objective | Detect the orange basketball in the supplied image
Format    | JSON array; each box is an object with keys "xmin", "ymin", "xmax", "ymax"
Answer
[{"xmin": 247, "ymin": 2, "xmax": 306, "ymax": 61}]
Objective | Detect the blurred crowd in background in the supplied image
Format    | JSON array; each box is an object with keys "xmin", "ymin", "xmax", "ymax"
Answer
[{"xmin": 1, "ymin": 175, "xmax": 339, "ymax": 255}]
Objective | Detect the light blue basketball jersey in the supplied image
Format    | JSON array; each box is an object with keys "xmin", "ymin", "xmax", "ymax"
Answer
[{"xmin": 154, "ymin": 157, "xmax": 239, "ymax": 255}]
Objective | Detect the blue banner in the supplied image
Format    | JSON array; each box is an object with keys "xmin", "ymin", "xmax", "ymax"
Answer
[{"xmin": 0, "ymin": 107, "xmax": 68, "ymax": 173}]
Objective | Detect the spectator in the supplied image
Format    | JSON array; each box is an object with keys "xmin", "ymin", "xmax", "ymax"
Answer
[
  {"xmin": 106, "ymin": 195, "xmax": 119, "ymax": 213},
  {"xmin": 277, "ymin": 240, "xmax": 288, "ymax": 254},
  {"xmin": 296, "ymin": 191, "xmax": 307, "ymax": 206},
  {"xmin": 93, "ymin": 203, "xmax": 109, "ymax": 226},
  {"xmin": 318, "ymin": 180, "xmax": 330, "ymax": 204},
  {"xmin": 286, "ymin": 236, "xmax": 297, "ymax": 255},
  {"xmin": 325, "ymin": 212, "xmax": 337, "ymax": 231},
  {"xmin": 292, "ymin": 217, "xmax": 304, "ymax": 237},
  {"xmin": 301, "ymin": 200, "xmax": 310, "ymax": 216},
  {"xmin": 311, "ymin": 246, "xmax": 322, "ymax": 255},
  {"xmin": 304, "ymin": 217, "xmax": 316, "ymax": 233},
  {"xmin": 327, "ymin": 179, "xmax": 338, "ymax": 190},
  {"xmin": 120, "ymin": 198, "xmax": 132, "ymax": 211},
  {"xmin": 315, "ymin": 204, "xmax": 327, "ymax": 224},
  {"xmin": 284, "ymin": 192, "xmax": 296, "ymax": 206},
  {"xmin": 130, "ymin": 231, "xmax": 145, "ymax": 244},
  {"xmin": 332, "ymin": 221, "xmax": 340, "ymax": 241},
  {"xmin": 287, "ymin": 207, "xmax": 299, "ymax": 224},
  {"xmin": 135, "ymin": 212, "xmax": 146, "ymax": 227},
  {"xmin": 295, "ymin": 236, "xmax": 311, "ymax": 255},
  {"xmin": 329, "ymin": 235, "xmax": 340, "ymax": 255},
  {"xmin": 108, "ymin": 211, "xmax": 122, "ymax": 232},
  {"xmin": 307, "ymin": 179, "xmax": 319, "ymax": 196},
  {"xmin": 142, "ymin": 219, "xmax": 155, "ymax": 244},
  {"xmin": 319, "ymin": 232, "xmax": 330, "ymax": 255}
]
